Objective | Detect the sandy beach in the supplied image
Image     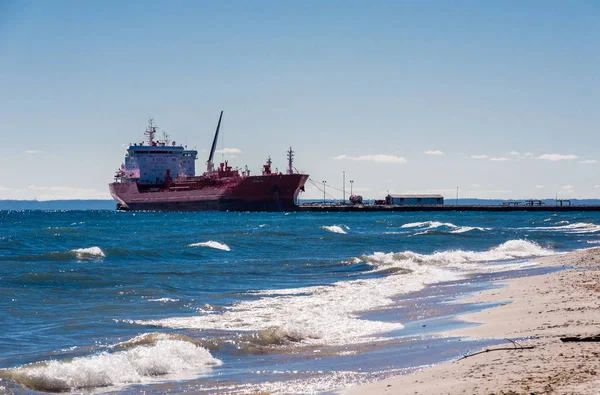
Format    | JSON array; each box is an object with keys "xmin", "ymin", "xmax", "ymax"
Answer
[{"xmin": 340, "ymin": 248, "xmax": 600, "ymax": 395}]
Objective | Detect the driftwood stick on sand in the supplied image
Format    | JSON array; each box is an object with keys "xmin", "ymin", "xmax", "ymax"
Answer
[
  {"xmin": 458, "ymin": 338, "xmax": 535, "ymax": 360},
  {"xmin": 560, "ymin": 335, "xmax": 600, "ymax": 342}
]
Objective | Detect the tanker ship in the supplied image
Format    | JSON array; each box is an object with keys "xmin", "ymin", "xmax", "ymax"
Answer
[{"xmin": 109, "ymin": 112, "xmax": 308, "ymax": 211}]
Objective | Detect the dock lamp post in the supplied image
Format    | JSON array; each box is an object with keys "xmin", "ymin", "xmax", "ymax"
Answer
[
  {"xmin": 343, "ymin": 171, "xmax": 345, "ymax": 204},
  {"xmin": 350, "ymin": 180, "xmax": 354, "ymax": 197},
  {"xmin": 322, "ymin": 180, "xmax": 327, "ymax": 204},
  {"xmin": 456, "ymin": 186, "xmax": 459, "ymax": 206}
]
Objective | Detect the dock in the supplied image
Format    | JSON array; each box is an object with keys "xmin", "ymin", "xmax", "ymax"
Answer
[{"xmin": 296, "ymin": 204, "xmax": 600, "ymax": 212}]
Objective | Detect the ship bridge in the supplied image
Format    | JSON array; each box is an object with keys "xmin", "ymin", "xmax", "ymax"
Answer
[{"xmin": 122, "ymin": 120, "xmax": 198, "ymax": 185}]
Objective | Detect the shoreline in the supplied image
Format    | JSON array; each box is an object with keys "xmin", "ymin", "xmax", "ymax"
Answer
[{"xmin": 338, "ymin": 248, "xmax": 600, "ymax": 394}]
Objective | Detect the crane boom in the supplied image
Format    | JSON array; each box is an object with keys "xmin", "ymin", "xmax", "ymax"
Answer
[{"xmin": 207, "ymin": 111, "xmax": 223, "ymax": 172}]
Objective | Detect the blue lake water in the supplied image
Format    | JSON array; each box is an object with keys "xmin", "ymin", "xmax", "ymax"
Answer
[{"xmin": 1, "ymin": 210, "xmax": 599, "ymax": 394}]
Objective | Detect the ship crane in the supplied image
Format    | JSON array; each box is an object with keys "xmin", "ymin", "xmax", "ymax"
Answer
[{"xmin": 206, "ymin": 111, "xmax": 223, "ymax": 173}]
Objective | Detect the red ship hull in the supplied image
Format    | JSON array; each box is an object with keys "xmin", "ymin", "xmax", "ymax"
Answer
[{"xmin": 109, "ymin": 173, "xmax": 308, "ymax": 212}]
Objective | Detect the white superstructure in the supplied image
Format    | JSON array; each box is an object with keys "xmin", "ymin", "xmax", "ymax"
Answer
[{"xmin": 117, "ymin": 119, "xmax": 198, "ymax": 185}]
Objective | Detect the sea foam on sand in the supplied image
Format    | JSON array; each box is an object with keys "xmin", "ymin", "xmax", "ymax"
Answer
[{"xmin": 339, "ymin": 248, "xmax": 600, "ymax": 395}]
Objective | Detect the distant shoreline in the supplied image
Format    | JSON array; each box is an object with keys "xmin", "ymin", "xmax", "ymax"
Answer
[{"xmin": 0, "ymin": 200, "xmax": 116, "ymax": 210}]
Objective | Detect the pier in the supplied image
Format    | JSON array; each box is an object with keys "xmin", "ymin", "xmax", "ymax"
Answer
[{"xmin": 296, "ymin": 204, "xmax": 600, "ymax": 212}]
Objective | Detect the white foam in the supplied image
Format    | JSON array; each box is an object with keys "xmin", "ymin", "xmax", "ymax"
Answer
[
  {"xmin": 3, "ymin": 339, "xmax": 221, "ymax": 392},
  {"xmin": 188, "ymin": 241, "xmax": 230, "ymax": 251},
  {"xmin": 126, "ymin": 239, "xmax": 553, "ymax": 348},
  {"xmin": 400, "ymin": 221, "xmax": 455, "ymax": 229},
  {"xmin": 450, "ymin": 226, "xmax": 491, "ymax": 234},
  {"xmin": 587, "ymin": 240, "xmax": 600, "ymax": 244},
  {"xmin": 70, "ymin": 246, "xmax": 105, "ymax": 259},
  {"xmin": 411, "ymin": 230, "xmax": 432, "ymax": 236},
  {"xmin": 361, "ymin": 239, "xmax": 554, "ymax": 273},
  {"xmin": 411, "ymin": 226, "xmax": 490, "ymax": 236},
  {"xmin": 112, "ymin": 332, "xmax": 204, "ymax": 349},
  {"xmin": 128, "ymin": 266, "xmax": 458, "ymax": 346},
  {"xmin": 402, "ymin": 221, "xmax": 490, "ymax": 234},
  {"xmin": 321, "ymin": 225, "xmax": 348, "ymax": 234},
  {"xmin": 526, "ymin": 222, "xmax": 600, "ymax": 234},
  {"xmin": 147, "ymin": 298, "xmax": 179, "ymax": 303}
]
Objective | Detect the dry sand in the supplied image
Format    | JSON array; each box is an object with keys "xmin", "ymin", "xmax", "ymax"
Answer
[{"xmin": 339, "ymin": 248, "xmax": 600, "ymax": 395}]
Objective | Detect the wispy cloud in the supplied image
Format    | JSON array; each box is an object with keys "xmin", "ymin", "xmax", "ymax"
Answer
[
  {"xmin": 334, "ymin": 154, "xmax": 407, "ymax": 164},
  {"xmin": 579, "ymin": 159, "xmax": 598, "ymax": 164},
  {"xmin": 216, "ymin": 148, "xmax": 242, "ymax": 154},
  {"xmin": 424, "ymin": 150, "xmax": 443, "ymax": 155},
  {"xmin": 524, "ymin": 152, "xmax": 535, "ymax": 157},
  {"xmin": 25, "ymin": 150, "xmax": 42, "ymax": 154},
  {"xmin": 535, "ymin": 185, "xmax": 544, "ymax": 189},
  {"xmin": 537, "ymin": 154, "xmax": 578, "ymax": 161},
  {"xmin": 509, "ymin": 151, "xmax": 521, "ymax": 156},
  {"xmin": 595, "ymin": 185, "xmax": 600, "ymax": 189},
  {"xmin": 471, "ymin": 154, "xmax": 508, "ymax": 162},
  {"xmin": 561, "ymin": 185, "xmax": 575, "ymax": 191}
]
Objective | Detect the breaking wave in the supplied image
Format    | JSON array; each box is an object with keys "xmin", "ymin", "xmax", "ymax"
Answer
[
  {"xmin": 188, "ymin": 241, "xmax": 230, "ymax": 251},
  {"xmin": 246, "ymin": 326, "xmax": 319, "ymax": 346},
  {"xmin": 19, "ymin": 247, "xmax": 108, "ymax": 262},
  {"xmin": 70, "ymin": 246, "xmax": 105, "ymax": 259},
  {"xmin": 401, "ymin": 221, "xmax": 454, "ymax": 229},
  {"xmin": 0, "ymin": 336, "xmax": 221, "ymax": 393},
  {"xmin": 126, "ymin": 239, "xmax": 552, "ymax": 347},
  {"xmin": 147, "ymin": 297, "xmax": 179, "ymax": 303},
  {"xmin": 112, "ymin": 332, "xmax": 204, "ymax": 349},
  {"xmin": 401, "ymin": 221, "xmax": 490, "ymax": 235},
  {"xmin": 321, "ymin": 225, "xmax": 348, "ymax": 234},
  {"xmin": 527, "ymin": 222, "xmax": 600, "ymax": 234},
  {"xmin": 359, "ymin": 239, "xmax": 554, "ymax": 272},
  {"xmin": 127, "ymin": 268, "xmax": 459, "ymax": 346},
  {"xmin": 450, "ymin": 226, "xmax": 490, "ymax": 234}
]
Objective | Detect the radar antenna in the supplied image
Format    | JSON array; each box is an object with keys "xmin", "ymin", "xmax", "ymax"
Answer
[
  {"xmin": 287, "ymin": 146, "xmax": 294, "ymax": 175},
  {"xmin": 144, "ymin": 118, "xmax": 157, "ymax": 146},
  {"xmin": 207, "ymin": 111, "xmax": 223, "ymax": 172}
]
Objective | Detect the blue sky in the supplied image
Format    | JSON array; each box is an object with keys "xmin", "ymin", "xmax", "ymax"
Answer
[{"xmin": 1, "ymin": 1, "xmax": 599, "ymax": 200}]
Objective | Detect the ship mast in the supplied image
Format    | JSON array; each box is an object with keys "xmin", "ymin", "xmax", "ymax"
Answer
[
  {"xmin": 144, "ymin": 118, "xmax": 157, "ymax": 146},
  {"xmin": 207, "ymin": 111, "xmax": 223, "ymax": 172},
  {"xmin": 287, "ymin": 146, "xmax": 294, "ymax": 175}
]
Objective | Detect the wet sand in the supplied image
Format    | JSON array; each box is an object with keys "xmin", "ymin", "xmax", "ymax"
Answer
[{"xmin": 339, "ymin": 248, "xmax": 600, "ymax": 395}]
